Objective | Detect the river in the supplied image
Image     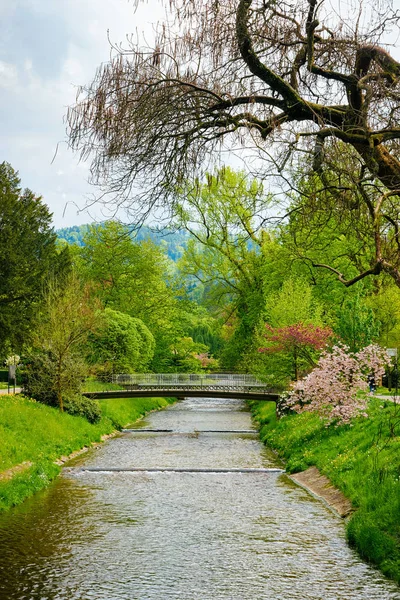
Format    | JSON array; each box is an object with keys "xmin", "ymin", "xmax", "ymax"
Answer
[{"xmin": 0, "ymin": 397, "xmax": 399, "ymax": 599}]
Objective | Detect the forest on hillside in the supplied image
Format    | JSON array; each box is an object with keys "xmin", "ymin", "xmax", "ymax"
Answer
[{"xmin": 57, "ymin": 224, "xmax": 190, "ymax": 262}]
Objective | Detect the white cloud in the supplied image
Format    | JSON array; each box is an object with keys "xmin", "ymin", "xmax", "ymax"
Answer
[
  {"xmin": 0, "ymin": 60, "xmax": 18, "ymax": 89},
  {"xmin": 62, "ymin": 55, "xmax": 86, "ymax": 81},
  {"xmin": 0, "ymin": 0, "xmax": 166, "ymax": 228}
]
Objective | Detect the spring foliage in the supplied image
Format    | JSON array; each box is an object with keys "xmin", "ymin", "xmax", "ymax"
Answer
[{"xmin": 87, "ymin": 308, "xmax": 155, "ymax": 375}]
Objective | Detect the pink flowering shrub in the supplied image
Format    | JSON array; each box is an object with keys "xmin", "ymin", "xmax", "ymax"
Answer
[
  {"xmin": 281, "ymin": 343, "xmax": 390, "ymax": 425},
  {"xmin": 193, "ymin": 352, "xmax": 219, "ymax": 371}
]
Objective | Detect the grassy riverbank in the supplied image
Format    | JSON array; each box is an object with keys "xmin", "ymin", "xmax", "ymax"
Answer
[
  {"xmin": 0, "ymin": 394, "xmax": 174, "ymax": 511},
  {"xmin": 251, "ymin": 399, "xmax": 400, "ymax": 584}
]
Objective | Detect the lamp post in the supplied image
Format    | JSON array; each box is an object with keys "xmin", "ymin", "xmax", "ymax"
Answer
[{"xmin": 6, "ymin": 354, "xmax": 19, "ymax": 394}]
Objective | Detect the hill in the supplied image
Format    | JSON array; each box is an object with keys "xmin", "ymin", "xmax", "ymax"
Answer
[{"xmin": 56, "ymin": 223, "xmax": 189, "ymax": 262}]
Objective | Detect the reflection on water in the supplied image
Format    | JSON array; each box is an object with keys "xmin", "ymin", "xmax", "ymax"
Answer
[{"xmin": 0, "ymin": 397, "xmax": 398, "ymax": 599}]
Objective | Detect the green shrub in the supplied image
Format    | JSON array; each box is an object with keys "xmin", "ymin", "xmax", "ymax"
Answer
[
  {"xmin": 22, "ymin": 352, "xmax": 58, "ymax": 405},
  {"xmin": 22, "ymin": 351, "xmax": 87, "ymax": 408},
  {"xmin": 63, "ymin": 394, "xmax": 102, "ymax": 424}
]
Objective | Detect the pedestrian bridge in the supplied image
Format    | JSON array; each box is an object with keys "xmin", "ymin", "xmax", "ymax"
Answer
[{"xmin": 83, "ymin": 373, "xmax": 279, "ymax": 402}]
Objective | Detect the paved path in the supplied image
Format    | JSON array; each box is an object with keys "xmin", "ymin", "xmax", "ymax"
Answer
[
  {"xmin": 0, "ymin": 387, "xmax": 22, "ymax": 395},
  {"xmin": 375, "ymin": 394, "xmax": 399, "ymax": 403}
]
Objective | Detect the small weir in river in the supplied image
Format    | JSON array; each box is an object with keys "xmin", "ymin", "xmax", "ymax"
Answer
[{"xmin": 0, "ymin": 397, "xmax": 399, "ymax": 599}]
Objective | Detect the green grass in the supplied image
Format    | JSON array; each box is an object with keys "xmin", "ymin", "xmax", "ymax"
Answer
[
  {"xmin": 82, "ymin": 377, "xmax": 124, "ymax": 392},
  {"xmin": 250, "ymin": 399, "xmax": 400, "ymax": 584},
  {"xmin": 0, "ymin": 394, "xmax": 175, "ymax": 511},
  {"xmin": 100, "ymin": 396, "xmax": 174, "ymax": 429},
  {"xmin": 376, "ymin": 386, "xmax": 400, "ymax": 397}
]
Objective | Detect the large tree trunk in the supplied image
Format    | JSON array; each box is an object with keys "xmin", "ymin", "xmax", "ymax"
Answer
[{"xmin": 354, "ymin": 144, "xmax": 400, "ymax": 192}]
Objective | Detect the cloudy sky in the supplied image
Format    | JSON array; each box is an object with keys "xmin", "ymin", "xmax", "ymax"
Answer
[{"xmin": 0, "ymin": 0, "xmax": 164, "ymax": 228}]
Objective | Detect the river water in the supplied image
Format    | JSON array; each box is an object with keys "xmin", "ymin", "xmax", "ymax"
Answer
[{"xmin": 0, "ymin": 397, "xmax": 399, "ymax": 599}]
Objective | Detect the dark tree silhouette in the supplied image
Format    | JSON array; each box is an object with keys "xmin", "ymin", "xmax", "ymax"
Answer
[{"xmin": 0, "ymin": 162, "xmax": 69, "ymax": 350}]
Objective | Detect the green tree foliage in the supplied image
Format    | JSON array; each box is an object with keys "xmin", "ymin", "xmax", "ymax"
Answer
[
  {"xmin": 25, "ymin": 275, "xmax": 101, "ymax": 412},
  {"xmin": 265, "ymin": 278, "xmax": 324, "ymax": 328},
  {"xmin": 176, "ymin": 168, "xmax": 287, "ymax": 370},
  {"xmin": 76, "ymin": 221, "xmax": 178, "ymax": 326},
  {"xmin": 168, "ymin": 336, "xmax": 208, "ymax": 372},
  {"xmin": 73, "ymin": 220, "xmax": 208, "ymax": 372},
  {"xmin": 334, "ymin": 293, "xmax": 381, "ymax": 352},
  {"xmin": 24, "ymin": 351, "xmax": 86, "ymax": 406},
  {"xmin": 285, "ymin": 161, "xmax": 400, "ymax": 289},
  {"xmin": 282, "ymin": 176, "xmax": 369, "ymax": 299},
  {"xmin": 367, "ymin": 284, "xmax": 400, "ymax": 349},
  {"xmin": 247, "ymin": 279, "xmax": 328, "ymax": 385},
  {"xmin": 56, "ymin": 224, "xmax": 91, "ymax": 246},
  {"xmin": 57, "ymin": 223, "xmax": 189, "ymax": 261},
  {"xmin": 187, "ymin": 320, "xmax": 222, "ymax": 356},
  {"xmin": 0, "ymin": 162, "xmax": 70, "ymax": 352},
  {"xmin": 283, "ymin": 177, "xmax": 399, "ymax": 351},
  {"xmin": 176, "ymin": 168, "xmax": 273, "ymax": 309},
  {"xmin": 87, "ymin": 308, "xmax": 155, "ymax": 376}
]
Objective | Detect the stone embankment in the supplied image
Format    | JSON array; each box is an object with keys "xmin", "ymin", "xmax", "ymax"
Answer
[{"xmin": 290, "ymin": 466, "xmax": 353, "ymax": 518}]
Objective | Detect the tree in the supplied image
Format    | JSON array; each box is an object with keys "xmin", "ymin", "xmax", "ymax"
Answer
[
  {"xmin": 259, "ymin": 322, "xmax": 333, "ymax": 380},
  {"xmin": 168, "ymin": 336, "xmax": 209, "ymax": 372},
  {"xmin": 67, "ymin": 0, "xmax": 400, "ymax": 256},
  {"xmin": 175, "ymin": 168, "xmax": 289, "ymax": 369},
  {"xmin": 177, "ymin": 168, "xmax": 273, "ymax": 312},
  {"xmin": 265, "ymin": 278, "xmax": 324, "ymax": 328},
  {"xmin": 74, "ymin": 220, "xmax": 202, "ymax": 371},
  {"xmin": 286, "ymin": 163, "xmax": 400, "ymax": 288},
  {"xmin": 334, "ymin": 293, "xmax": 380, "ymax": 352},
  {"xmin": 248, "ymin": 277, "xmax": 329, "ymax": 384},
  {"xmin": 26, "ymin": 275, "xmax": 101, "ymax": 412},
  {"xmin": 0, "ymin": 162, "xmax": 69, "ymax": 351},
  {"xmin": 76, "ymin": 221, "xmax": 174, "ymax": 319},
  {"xmin": 87, "ymin": 308, "xmax": 155, "ymax": 376},
  {"xmin": 368, "ymin": 284, "xmax": 400, "ymax": 348},
  {"xmin": 187, "ymin": 318, "xmax": 223, "ymax": 357}
]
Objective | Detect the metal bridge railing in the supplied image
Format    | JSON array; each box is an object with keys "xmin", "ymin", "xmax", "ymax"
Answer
[{"xmin": 112, "ymin": 373, "xmax": 266, "ymax": 389}]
